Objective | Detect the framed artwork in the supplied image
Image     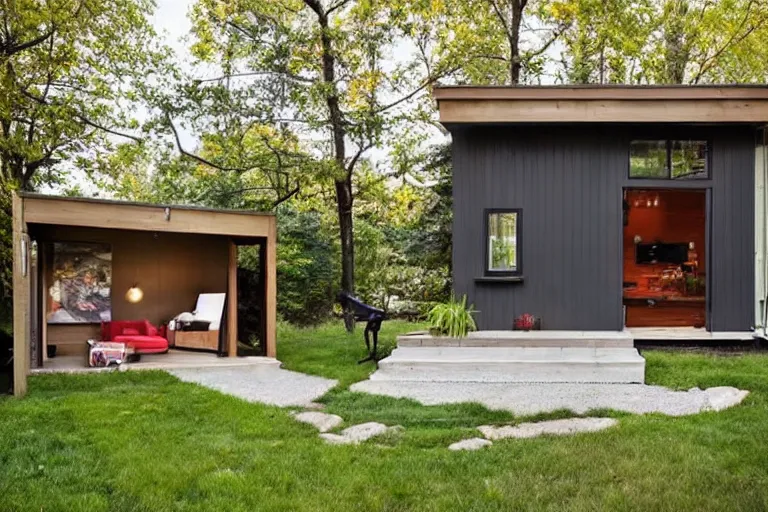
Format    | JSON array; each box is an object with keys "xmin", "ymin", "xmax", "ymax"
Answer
[{"xmin": 47, "ymin": 243, "xmax": 112, "ymax": 324}]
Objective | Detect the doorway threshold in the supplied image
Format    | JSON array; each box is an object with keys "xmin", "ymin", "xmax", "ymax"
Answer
[{"xmin": 628, "ymin": 327, "xmax": 754, "ymax": 341}]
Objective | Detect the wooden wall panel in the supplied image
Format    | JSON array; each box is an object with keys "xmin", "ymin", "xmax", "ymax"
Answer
[{"xmin": 33, "ymin": 226, "xmax": 229, "ymax": 354}]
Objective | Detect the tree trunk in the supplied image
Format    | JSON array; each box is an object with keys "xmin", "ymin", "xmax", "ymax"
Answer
[
  {"xmin": 508, "ymin": 0, "xmax": 524, "ymax": 84},
  {"xmin": 306, "ymin": 0, "xmax": 356, "ymax": 331},
  {"xmin": 335, "ymin": 177, "xmax": 355, "ymax": 331}
]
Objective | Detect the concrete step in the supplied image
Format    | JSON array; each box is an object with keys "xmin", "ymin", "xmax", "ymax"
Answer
[
  {"xmin": 371, "ymin": 347, "xmax": 645, "ymax": 384},
  {"xmin": 397, "ymin": 331, "xmax": 635, "ymax": 349}
]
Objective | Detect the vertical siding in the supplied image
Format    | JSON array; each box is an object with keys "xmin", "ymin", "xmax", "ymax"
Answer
[
  {"xmin": 452, "ymin": 126, "xmax": 625, "ymax": 330},
  {"xmin": 710, "ymin": 127, "xmax": 755, "ymax": 331},
  {"xmin": 452, "ymin": 124, "xmax": 755, "ymax": 332}
]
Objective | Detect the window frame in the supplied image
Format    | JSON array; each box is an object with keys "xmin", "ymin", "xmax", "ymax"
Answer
[
  {"xmin": 629, "ymin": 139, "xmax": 710, "ymax": 180},
  {"xmin": 484, "ymin": 208, "xmax": 522, "ymax": 277}
]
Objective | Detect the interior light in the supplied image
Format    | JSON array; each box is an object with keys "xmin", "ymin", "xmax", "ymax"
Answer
[{"xmin": 126, "ymin": 284, "xmax": 144, "ymax": 304}]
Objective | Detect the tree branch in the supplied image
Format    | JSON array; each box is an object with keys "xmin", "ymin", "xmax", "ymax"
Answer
[
  {"xmin": 488, "ymin": 0, "xmax": 512, "ymax": 37},
  {"xmin": 166, "ymin": 113, "xmax": 249, "ymax": 172},
  {"xmin": 373, "ymin": 66, "xmax": 460, "ymax": 115},
  {"xmin": 327, "ymin": 0, "xmax": 352, "ymax": 15},
  {"xmin": 691, "ymin": 0, "xmax": 761, "ymax": 83},
  {"xmin": 273, "ymin": 185, "xmax": 300, "ymax": 207},
  {"xmin": 6, "ymin": 28, "xmax": 54, "ymax": 56}
]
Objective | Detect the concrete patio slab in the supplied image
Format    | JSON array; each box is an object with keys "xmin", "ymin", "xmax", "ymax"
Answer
[
  {"xmin": 169, "ymin": 365, "xmax": 337, "ymax": 407},
  {"xmin": 350, "ymin": 380, "xmax": 749, "ymax": 416}
]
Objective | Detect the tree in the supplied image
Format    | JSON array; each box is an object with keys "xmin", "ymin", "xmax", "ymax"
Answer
[
  {"xmin": 0, "ymin": 0, "xmax": 169, "ymax": 191},
  {"xmin": 187, "ymin": 0, "xmax": 459, "ymax": 330},
  {"xmin": 0, "ymin": 0, "xmax": 168, "ymax": 325},
  {"xmin": 439, "ymin": 0, "xmax": 576, "ymax": 84},
  {"xmin": 560, "ymin": 0, "xmax": 768, "ymax": 84}
]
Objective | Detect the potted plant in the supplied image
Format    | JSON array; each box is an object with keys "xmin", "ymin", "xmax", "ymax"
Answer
[{"xmin": 426, "ymin": 294, "xmax": 478, "ymax": 338}]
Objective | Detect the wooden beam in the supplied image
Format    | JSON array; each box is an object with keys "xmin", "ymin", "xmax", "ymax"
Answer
[
  {"xmin": 22, "ymin": 195, "xmax": 273, "ymax": 238},
  {"xmin": 12, "ymin": 193, "xmax": 29, "ymax": 397},
  {"xmin": 434, "ymin": 85, "xmax": 768, "ymax": 101},
  {"xmin": 265, "ymin": 217, "xmax": 277, "ymax": 359},
  {"xmin": 438, "ymin": 99, "xmax": 768, "ymax": 124},
  {"xmin": 227, "ymin": 241, "xmax": 238, "ymax": 358}
]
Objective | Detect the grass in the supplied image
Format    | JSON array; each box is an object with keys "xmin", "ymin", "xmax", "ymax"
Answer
[{"xmin": 1, "ymin": 322, "xmax": 768, "ymax": 511}]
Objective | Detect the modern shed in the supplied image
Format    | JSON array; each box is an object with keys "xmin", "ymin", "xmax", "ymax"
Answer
[
  {"xmin": 436, "ymin": 85, "xmax": 768, "ymax": 339},
  {"xmin": 11, "ymin": 193, "xmax": 277, "ymax": 396}
]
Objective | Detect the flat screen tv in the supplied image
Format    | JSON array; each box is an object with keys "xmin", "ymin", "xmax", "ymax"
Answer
[{"xmin": 636, "ymin": 242, "xmax": 688, "ymax": 265}]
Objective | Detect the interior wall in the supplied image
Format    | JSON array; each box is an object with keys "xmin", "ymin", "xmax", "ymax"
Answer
[
  {"xmin": 623, "ymin": 189, "xmax": 706, "ymax": 284},
  {"xmin": 33, "ymin": 225, "xmax": 229, "ymax": 355}
]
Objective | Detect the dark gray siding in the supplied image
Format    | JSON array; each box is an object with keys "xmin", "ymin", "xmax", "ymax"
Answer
[
  {"xmin": 451, "ymin": 125, "xmax": 755, "ymax": 332},
  {"xmin": 710, "ymin": 128, "xmax": 755, "ymax": 331}
]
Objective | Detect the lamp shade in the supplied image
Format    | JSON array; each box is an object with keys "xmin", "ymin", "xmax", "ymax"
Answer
[{"xmin": 125, "ymin": 285, "xmax": 144, "ymax": 304}]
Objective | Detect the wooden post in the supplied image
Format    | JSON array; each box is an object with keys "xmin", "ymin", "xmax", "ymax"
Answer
[
  {"xmin": 227, "ymin": 240, "xmax": 238, "ymax": 357},
  {"xmin": 265, "ymin": 217, "xmax": 277, "ymax": 358},
  {"xmin": 12, "ymin": 193, "xmax": 30, "ymax": 397}
]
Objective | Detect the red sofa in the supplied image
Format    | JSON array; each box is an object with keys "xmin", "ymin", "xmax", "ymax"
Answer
[{"xmin": 101, "ymin": 320, "xmax": 169, "ymax": 354}]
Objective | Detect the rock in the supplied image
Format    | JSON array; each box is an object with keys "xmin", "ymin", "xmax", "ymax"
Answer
[
  {"xmin": 319, "ymin": 422, "xmax": 395, "ymax": 445},
  {"xmin": 340, "ymin": 422, "xmax": 390, "ymax": 442},
  {"xmin": 448, "ymin": 438, "xmax": 493, "ymax": 451},
  {"xmin": 703, "ymin": 387, "xmax": 750, "ymax": 411},
  {"xmin": 478, "ymin": 417, "xmax": 618, "ymax": 440},
  {"xmin": 293, "ymin": 412, "xmax": 343, "ymax": 432},
  {"xmin": 319, "ymin": 433, "xmax": 352, "ymax": 445}
]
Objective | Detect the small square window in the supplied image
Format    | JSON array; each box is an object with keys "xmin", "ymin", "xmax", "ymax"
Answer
[
  {"xmin": 630, "ymin": 140, "xmax": 668, "ymax": 178},
  {"xmin": 671, "ymin": 140, "xmax": 708, "ymax": 179},
  {"xmin": 486, "ymin": 209, "xmax": 521, "ymax": 275}
]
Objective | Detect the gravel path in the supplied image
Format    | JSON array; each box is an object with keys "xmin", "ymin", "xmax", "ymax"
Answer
[
  {"xmin": 169, "ymin": 366, "xmax": 337, "ymax": 407},
  {"xmin": 350, "ymin": 381, "xmax": 749, "ymax": 416}
]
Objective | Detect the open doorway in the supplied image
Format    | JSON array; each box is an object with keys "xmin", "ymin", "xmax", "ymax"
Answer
[{"xmin": 623, "ymin": 189, "xmax": 707, "ymax": 328}]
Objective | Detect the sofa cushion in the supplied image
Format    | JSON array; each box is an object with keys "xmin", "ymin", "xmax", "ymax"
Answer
[
  {"xmin": 121, "ymin": 327, "xmax": 141, "ymax": 336},
  {"xmin": 114, "ymin": 335, "xmax": 168, "ymax": 352}
]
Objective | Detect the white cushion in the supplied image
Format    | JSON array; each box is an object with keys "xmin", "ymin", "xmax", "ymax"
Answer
[{"xmin": 194, "ymin": 293, "xmax": 226, "ymax": 331}]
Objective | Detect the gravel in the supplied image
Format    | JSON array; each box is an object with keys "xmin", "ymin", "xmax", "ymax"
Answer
[
  {"xmin": 169, "ymin": 366, "xmax": 337, "ymax": 407},
  {"xmin": 350, "ymin": 381, "xmax": 749, "ymax": 416}
]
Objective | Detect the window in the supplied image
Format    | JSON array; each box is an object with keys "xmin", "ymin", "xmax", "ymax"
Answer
[
  {"xmin": 629, "ymin": 140, "xmax": 708, "ymax": 179},
  {"xmin": 630, "ymin": 140, "xmax": 668, "ymax": 178},
  {"xmin": 486, "ymin": 209, "xmax": 521, "ymax": 275}
]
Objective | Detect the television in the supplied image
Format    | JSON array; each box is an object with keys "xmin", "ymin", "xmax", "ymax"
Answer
[{"xmin": 635, "ymin": 242, "xmax": 688, "ymax": 265}]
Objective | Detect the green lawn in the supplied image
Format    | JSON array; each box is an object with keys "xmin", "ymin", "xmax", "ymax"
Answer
[{"xmin": 1, "ymin": 322, "xmax": 768, "ymax": 511}]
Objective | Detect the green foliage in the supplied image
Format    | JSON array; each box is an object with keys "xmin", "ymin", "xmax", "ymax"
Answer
[
  {"xmin": 0, "ymin": 191, "xmax": 11, "ymax": 332},
  {"xmin": 559, "ymin": 0, "xmax": 768, "ymax": 84},
  {"xmin": 276, "ymin": 207, "xmax": 339, "ymax": 326},
  {"xmin": 426, "ymin": 294, "xmax": 478, "ymax": 338},
  {"xmin": 0, "ymin": 0, "xmax": 171, "ymax": 191}
]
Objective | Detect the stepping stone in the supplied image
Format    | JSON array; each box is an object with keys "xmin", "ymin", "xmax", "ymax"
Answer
[
  {"xmin": 478, "ymin": 417, "xmax": 618, "ymax": 440},
  {"xmin": 319, "ymin": 433, "xmax": 352, "ymax": 445},
  {"xmin": 293, "ymin": 412, "xmax": 343, "ymax": 432},
  {"xmin": 703, "ymin": 387, "xmax": 750, "ymax": 411},
  {"xmin": 319, "ymin": 422, "xmax": 394, "ymax": 445},
  {"xmin": 340, "ymin": 422, "xmax": 390, "ymax": 442},
  {"xmin": 448, "ymin": 438, "xmax": 493, "ymax": 451}
]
